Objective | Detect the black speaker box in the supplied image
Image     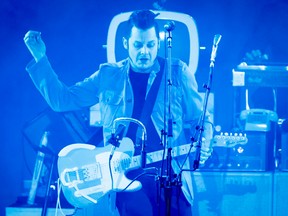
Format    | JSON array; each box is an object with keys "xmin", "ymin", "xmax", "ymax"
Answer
[
  {"xmin": 192, "ymin": 171, "xmax": 274, "ymax": 216},
  {"xmin": 201, "ymin": 131, "xmax": 274, "ymax": 171}
]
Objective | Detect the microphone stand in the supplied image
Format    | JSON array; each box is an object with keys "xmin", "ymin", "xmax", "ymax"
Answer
[
  {"xmin": 160, "ymin": 22, "xmax": 182, "ymax": 216},
  {"xmin": 180, "ymin": 34, "xmax": 222, "ymax": 172},
  {"xmin": 41, "ymin": 153, "xmax": 56, "ymax": 216}
]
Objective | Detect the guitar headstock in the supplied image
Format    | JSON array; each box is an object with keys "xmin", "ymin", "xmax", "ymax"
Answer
[{"xmin": 212, "ymin": 132, "xmax": 248, "ymax": 148}]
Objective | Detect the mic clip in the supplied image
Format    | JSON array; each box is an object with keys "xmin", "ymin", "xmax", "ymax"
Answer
[
  {"xmin": 210, "ymin": 34, "xmax": 222, "ymax": 65},
  {"xmin": 164, "ymin": 21, "xmax": 176, "ymax": 31},
  {"xmin": 108, "ymin": 134, "xmax": 120, "ymax": 161},
  {"xmin": 108, "ymin": 133, "xmax": 121, "ymax": 148},
  {"xmin": 108, "ymin": 123, "xmax": 126, "ymax": 160}
]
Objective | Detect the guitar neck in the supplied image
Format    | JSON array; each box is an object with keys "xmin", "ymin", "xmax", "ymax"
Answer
[
  {"xmin": 127, "ymin": 133, "xmax": 248, "ymax": 169},
  {"xmin": 129, "ymin": 144, "xmax": 193, "ymax": 168}
]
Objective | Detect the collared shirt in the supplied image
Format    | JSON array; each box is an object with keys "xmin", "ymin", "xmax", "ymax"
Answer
[{"xmin": 27, "ymin": 56, "xmax": 212, "ymax": 145}]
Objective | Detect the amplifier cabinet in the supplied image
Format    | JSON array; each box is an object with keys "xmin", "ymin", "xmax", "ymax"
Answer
[
  {"xmin": 191, "ymin": 171, "xmax": 273, "ymax": 216},
  {"xmin": 201, "ymin": 132, "xmax": 274, "ymax": 171}
]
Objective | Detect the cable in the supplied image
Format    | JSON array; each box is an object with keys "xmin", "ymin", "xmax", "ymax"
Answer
[
  {"xmin": 120, "ymin": 168, "xmax": 158, "ymax": 192},
  {"xmin": 55, "ymin": 178, "xmax": 77, "ymax": 216}
]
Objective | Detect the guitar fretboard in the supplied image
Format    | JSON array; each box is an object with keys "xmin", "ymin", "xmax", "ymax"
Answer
[{"xmin": 129, "ymin": 144, "xmax": 194, "ymax": 168}]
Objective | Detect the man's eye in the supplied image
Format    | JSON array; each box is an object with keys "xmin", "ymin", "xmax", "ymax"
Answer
[
  {"xmin": 147, "ymin": 42, "xmax": 155, "ymax": 48},
  {"xmin": 134, "ymin": 42, "xmax": 143, "ymax": 49}
]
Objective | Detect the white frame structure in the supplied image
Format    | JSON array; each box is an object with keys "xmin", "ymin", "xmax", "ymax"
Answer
[{"xmin": 106, "ymin": 10, "xmax": 199, "ymax": 74}]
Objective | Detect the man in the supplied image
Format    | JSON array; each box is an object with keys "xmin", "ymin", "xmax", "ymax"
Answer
[{"xmin": 24, "ymin": 9, "xmax": 213, "ymax": 216}]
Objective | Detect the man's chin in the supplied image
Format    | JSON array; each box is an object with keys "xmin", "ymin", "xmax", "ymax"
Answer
[
  {"xmin": 138, "ymin": 65, "xmax": 152, "ymax": 72},
  {"xmin": 131, "ymin": 61, "xmax": 153, "ymax": 72}
]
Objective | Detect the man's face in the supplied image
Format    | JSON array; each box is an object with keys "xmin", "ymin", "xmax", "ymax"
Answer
[{"xmin": 123, "ymin": 26, "xmax": 160, "ymax": 72}]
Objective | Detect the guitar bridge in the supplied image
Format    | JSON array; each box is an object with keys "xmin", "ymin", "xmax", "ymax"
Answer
[
  {"xmin": 61, "ymin": 167, "xmax": 83, "ymax": 187},
  {"xmin": 60, "ymin": 163, "xmax": 102, "ymax": 188}
]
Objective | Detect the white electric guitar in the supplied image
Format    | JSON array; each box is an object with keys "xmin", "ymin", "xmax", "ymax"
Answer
[{"xmin": 57, "ymin": 133, "xmax": 247, "ymax": 208}]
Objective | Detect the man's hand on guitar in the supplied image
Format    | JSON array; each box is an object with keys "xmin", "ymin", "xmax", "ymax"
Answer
[
  {"xmin": 199, "ymin": 147, "xmax": 213, "ymax": 165},
  {"xmin": 199, "ymin": 138, "xmax": 213, "ymax": 165}
]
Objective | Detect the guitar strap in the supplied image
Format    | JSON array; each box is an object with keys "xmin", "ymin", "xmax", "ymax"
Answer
[{"xmin": 136, "ymin": 57, "xmax": 166, "ymax": 140}]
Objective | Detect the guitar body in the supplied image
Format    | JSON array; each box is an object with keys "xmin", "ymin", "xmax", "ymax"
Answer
[
  {"xmin": 57, "ymin": 137, "xmax": 141, "ymax": 208},
  {"xmin": 57, "ymin": 133, "xmax": 247, "ymax": 208}
]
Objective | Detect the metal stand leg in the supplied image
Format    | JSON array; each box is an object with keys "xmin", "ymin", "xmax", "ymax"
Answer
[{"xmin": 41, "ymin": 155, "xmax": 56, "ymax": 216}]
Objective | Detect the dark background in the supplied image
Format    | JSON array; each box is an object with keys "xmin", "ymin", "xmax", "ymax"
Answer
[{"xmin": 1, "ymin": 0, "xmax": 287, "ymax": 215}]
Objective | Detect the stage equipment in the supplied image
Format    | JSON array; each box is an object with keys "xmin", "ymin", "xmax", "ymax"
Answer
[
  {"xmin": 156, "ymin": 19, "xmax": 179, "ymax": 216},
  {"xmin": 193, "ymin": 34, "xmax": 222, "ymax": 169},
  {"xmin": 191, "ymin": 171, "xmax": 274, "ymax": 216},
  {"xmin": 240, "ymin": 109, "xmax": 278, "ymax": 132},
  {"xmin": 21, "ymin": 108, "xmax": 100, "ymax": 214},
  {"xmin": 201, "ymin": 131, "xmax": 273, "ymax": 171},
  {"xmin": 27, "ymin": 131, "xmax": 50, "ymax": 206},
  {"xmin": 232, "ymin": 63, "xmax": 288, "ymax": 171},
  {"xmin": 232, "ymin": 64, "xmax": 288, "ymax": 126},
  {"xmin": 201, "ymin": 109, "xmax": 277, "ymax": 171},
  {"xmin": 232, "ymin": 64, "xmax": 288, "ymax": 88},
  {"xmin": 57, "ymin": 117, "xmax": 147, "ymax": 208}
]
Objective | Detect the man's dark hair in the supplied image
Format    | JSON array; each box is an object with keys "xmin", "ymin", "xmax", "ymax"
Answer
[{"xmin": 125, "ymin": 9, "xmax": 160, "ymax": 39}]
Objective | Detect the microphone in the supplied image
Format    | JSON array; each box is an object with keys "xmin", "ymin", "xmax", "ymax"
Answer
[
  {"xmin": 164, "ymin": 21, "xmax": 175, "ymax": 31},
  {"xmin": 210, "ymin": 34, "xmax": 222, "ymax": 63},
  {"xmin": 108, "ymin": 124, "xmax": 126, "ymax": 160},
  {"xmin": 213, "ymin": 34, "xmax": 222, "ymax": 47}
]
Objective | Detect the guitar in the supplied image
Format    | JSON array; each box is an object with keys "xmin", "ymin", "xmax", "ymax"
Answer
[{"xmin": 57, "ymin": 133, "xmax": 247, "ymax": 208}]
